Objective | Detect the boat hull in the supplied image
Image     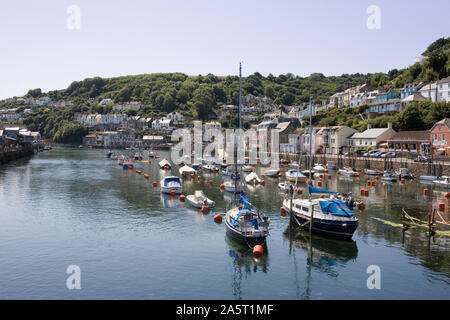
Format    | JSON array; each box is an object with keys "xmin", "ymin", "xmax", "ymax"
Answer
[
  {"xmin": 290, "ymin": 213, "xmax": 358, "ymax": 239},
  {"xmin": 224, "ymin": 218, "xmax": 267, "ymax": 245}
]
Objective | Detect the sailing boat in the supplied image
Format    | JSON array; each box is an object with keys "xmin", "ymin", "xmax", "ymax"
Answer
[{"xmin": 225, "ymin": 62, "xmax": 270, "ymax": 246}]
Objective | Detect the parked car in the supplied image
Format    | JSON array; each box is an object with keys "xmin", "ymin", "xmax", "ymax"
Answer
[
  {"xmin": 380, "ymin": 152, "xmax": 396, "ymax": 158},
  {"xmin": 373, "ymin": 152, "xmax": 387, "ymax": 158},
  {"xmin": 363, "ymin": 150, "xmax": 380, "ymax": 157},
  {"xmin": 414, "ymin": 155, "xmax": 431, "ymax": 163}
]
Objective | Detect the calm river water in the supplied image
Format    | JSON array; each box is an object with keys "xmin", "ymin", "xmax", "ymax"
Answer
[{"xmin": 0, "ymin": 147, "xmax": 449, "ymax": 299}]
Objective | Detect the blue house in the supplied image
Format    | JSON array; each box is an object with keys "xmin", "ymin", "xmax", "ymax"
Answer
[
  {"xmin": 400, "ymin": 82, "xmax": 424, "ymax": 99},
  {"xmin": 375, "ymin": 90, "xmax": 399, "ymax": 103}
]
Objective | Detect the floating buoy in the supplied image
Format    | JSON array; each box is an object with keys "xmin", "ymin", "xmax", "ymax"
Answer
[
  {"xmin": 423, "ymin": 188, "xmax": 429, "ymax": 196},
  {"xmin": 320, "ymin": 194, "xmax": 325, "ymax": 198},
  {"xmin": 375, "ymin": 175, "xmax": 380, "ymax": 180},
  {"xmin": 277, "ymin": 172, "xmax": 282, "ymax": 178},
  {"xmin": 205, "ymin": 179, "xmax": 208, "ymax": 185},
  {"xmin": 209, "ymin": 180, "xmax": 213, "ymax": 185},
  {"xmin": 170, "ymin": 189, "xmax": 176, "ymax": 197},
  {"xmin": 364, "ymin": 189, "xmax": 369, "ymax": 197},
  {"xmin": 328, "ymin": 174, "xmax": 331, "ymax": 179},
  {"xmin": 190, "ymin": 173, "xmax": 195, "ymax": 178},
  {"xmin": 280, "ymin": 207, "xmax": 286, "ymax": 216},
  {"xmin": 401, "ymin": 178, "xmax": 405, "ymax": 184},
  {"xmin": 444, "ymin": 192, "xmax": 450, "ymax": 199},
  {"xmin": 253, "ymin": 245, "xmax": 263, "ymax": 257},
  {"xmin": 367, "ymin": 180, "xmax": 371, "ymax": 187},
  {"xmin": 319, "ymin": 174, "xmax": 323, "ymax": 179},
  {"xmin": 360, "ymin": 189, "xmax": 365, "ymax": 196},
  {"xmin": 438, "ymin": 202, "xmax": 445, "ymax": 211},
  {"xmin": 318, "ymin": 180, "xmax": 322, "ymax": 187},
  {"xmin": 128, "ymin": 165, "xmax": 133, "ymax": 169},
  {"xmin": 358, "ymin": 202, "xmax": 366, "ymax": 211},
  {"xmin": 337, "ymin": 171, "xmax": 341, "ymax": 176},
  {"xmin": 201, "ymin": 205, "xmax": 208, "ymax": 214},
  {"xmin": 261, "ymin": 180, "xmax": 265, "ymax": 185},
  {"xmin": 197, "ymin": 176, "xmax": 201, "ymax": 181},
  {"xmin": 297, "ymin": 188, "xmax": 302, "ymax": 195},
  {"xmin": 214, "ymin": 214, "xmax": 222, "ymax": 223},
  {"xmin": 144, "ymin": 174, "xmax": 149, "ymax": 179},
  {"xmin": 179, "ymin": 194, "xmax": 186, "ymax": 201},
  {"xmin": 356, "ymin": 173, "xmax": 360, "ymax": 178},
  {"xmin": 136, "ymin": 170, "xmax": 142, "ymax": 175},
  {"xmin": 153, "ymin": 181, "xmax": 158, "ymax": 187},
  {"xmin": 220, "ymin": 183, "xmax": 224, "ymax": 189}
]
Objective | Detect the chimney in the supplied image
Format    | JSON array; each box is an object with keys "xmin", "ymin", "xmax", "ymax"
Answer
[
  {"xmin": 388, "ymin": 122, "xmax": 392, "ymax": 130},
  {"xmin": 367, "ymin": 123, "xmax": 372, "ymax": 130}
]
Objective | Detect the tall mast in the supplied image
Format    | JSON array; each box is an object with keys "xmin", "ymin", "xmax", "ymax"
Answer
[
  {"xmin": 308, "ymin": 97, "xmax": 312, "ymax": 180},
  {"xmin": 234, "ymin": 62, "xmax": 242, "ymax": 203}
]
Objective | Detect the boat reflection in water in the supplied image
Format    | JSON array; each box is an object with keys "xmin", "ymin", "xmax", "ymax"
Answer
[
  {"xmin": 160, "ymin": 193, "xmax": 183, "ymax": 208},
  {"xmin": 283, "ymin": 226, "xmax": 358, "ymax": 278},
  {"xmin": 225, "ymin": 234, "xmax": 269, "ymax": 299}
]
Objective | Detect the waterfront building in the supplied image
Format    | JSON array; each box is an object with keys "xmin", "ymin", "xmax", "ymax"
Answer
[
  {"xmin": 430, "ymin": 118, "xmax": 450, "ymax": 156},
  {"xmin": 318, "ymin": 126, "xmax": 358, "ymax": 155},
  {"xmin": 436, "ymin": 76, "xmax": 450, "ymax": 102},
  {"xmin": 349, "ymin": 123, "xmax": 396, "ymax": 150},
  {"xmin": 401, "ymin": 82, "xmax": 424, "ymax": 99},
  {"xmin": 166, "ymin": 112, "xmax": 184, "ymax": 124},
  {"xmin": 152, "ymin": 119, "xmax": 173, "ymax": 132},
  {"xmin": 386, "ymin": 130, "xmax": 430, "ymax": 155}
]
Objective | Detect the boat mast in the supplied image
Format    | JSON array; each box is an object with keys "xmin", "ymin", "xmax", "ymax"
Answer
[
  {"xmin": 308, "ymin": 96, "xmax": 312, "ymax": 180},
  {"xmin": 234, "ymin": 62, "xmax": 242, "ymax": 204}
]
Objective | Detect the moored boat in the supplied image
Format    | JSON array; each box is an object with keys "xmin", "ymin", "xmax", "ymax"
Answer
[
  {"xmin": 160, "ymin": 176, "xmax": 183, "ymax": 194},
  {"xmin": 338, "ymin": 167, "xmax": 358, "ymax": 177},
  {"xmin": 433, "ymin": 176, "xmax": 450, "ymax": 188},
  {"xmin": 179, "ymin": 164, "xmax": 196, "ymax": 177},
  {"xmin": 313, "ymin": 164, "xmax": 326, "ymax": 172},
  {"xmin": 285, "ymin": 170, "xmax": 307, "ymax": 183},
  {"xmin": 158, "ymin": 158, "xmax": 172, "ymax": 170},
  {"xmin": 186, "ymin": 190, "xmax": 215, "ymax": 208},
  {"xmin": 245, "ymin": 172, "xmax": 262, "ymax": 184}
]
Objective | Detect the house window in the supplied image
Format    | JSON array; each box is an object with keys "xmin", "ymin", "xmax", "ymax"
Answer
[{"xmin": 443, "ymin": 134, "xmax": 446, "ymax": 141}]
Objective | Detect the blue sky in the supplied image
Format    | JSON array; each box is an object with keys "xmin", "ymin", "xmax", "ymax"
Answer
[{"xmin": 0, "ymin": 0, "xmax": 448, "ymax": 99}]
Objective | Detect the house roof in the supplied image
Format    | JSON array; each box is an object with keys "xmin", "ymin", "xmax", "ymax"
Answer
[
  {"xmin": 402, "ymin": 92, "xmax": 427, "ymax": 102},
  {"xmin": 276, "ymin": 122, "xmax": 291, "ymax": 132},
  {"xmin": 437, "ymin": 76, "xmax": 450, "ymax": 84},
  {"xmin": 350, "ymin": 128, "xmax": 391, "ymax": 139},
  {"xmin": 387, "ymin": 130, "xmax": 430, "ymax": 142},
  {"xmin": 433, "ymin": 118, "xmax": 450, "ymax": 130}
]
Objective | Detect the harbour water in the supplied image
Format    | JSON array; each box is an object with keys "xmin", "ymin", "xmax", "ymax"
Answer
[{"xmin": 0, "ymin": 147, "xmax": 449, "ymax": 299}]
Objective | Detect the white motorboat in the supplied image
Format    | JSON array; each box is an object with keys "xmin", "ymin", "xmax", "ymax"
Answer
[
  {"xmin": 179, "ymin": 164, "xmax": 196, "ymax": 177},
  {"xmin": 433, "ymin": 176, "xmax": 450, "ymax": 188},
  {"xmin": 338, "ymin": 167, "xmax": 358, "ymax": 177},
  {"xmin": 160, "ymin": 176, "xmax": 183, "ymax": 194},
  {"xmin": 186, "ymin": 190, "xmax": 215, "ymax": 208},
  {"xmin": 263, "ymin": 168, "xmax": 280, "ymax": 177},
  {"xmin": 285, "ymin": 170, "xmax": 307, "ymax": 183},
  {"xmin": 242, "ymin": 165, "xmax": 253, "ymax": 172},
  {"xmin": 278, "ymin": 181, "xmax": 302, "ymax": 193},
  {"xmin": 203, "ymin": 164, "xmax": 219, "ymax": 172},
  {"xmin": 224, "ymin": 180, "xmax": 240, "ymax": 193},
  {"xmin": 245, "ymin": 172, "xmax": 262, "ymax": 184},
  {"xmin": 158, "ymin": 158, "xmax": 172, "ymax": 170},
  {"xmin": 326, "ymin": 161, "xmax": 337, "ymax": 170},
  {"xmin": 313, "ymin": 164, "xmax": 326, "ymax": 172}
]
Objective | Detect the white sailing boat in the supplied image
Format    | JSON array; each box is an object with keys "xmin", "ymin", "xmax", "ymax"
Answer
[
  {"xmin": 179, "ymin": 164, "xmax": 196, "ymax": 177},
  {"xmin": 186, "ymin": 190, "xmax": 215, "ymax": 208},
  {"xmin": 245, "ymin": 172, "xmax": 262, "ymax": 185}
]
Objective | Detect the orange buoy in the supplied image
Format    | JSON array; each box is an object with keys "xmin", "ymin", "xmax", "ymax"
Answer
[
  {"xmin": 253, "ymin": 245, "xmax": 263, "ymax": 257},
  {"xmin": 144, "ymin": 174, "xmax": 149, "ymax": 179},
  {"xmin": 261, "ymin": 180, "xmax": 265, "ymax": 185},
  {"xmin": 214, "ymin": 214, "xmax": 222, "ymax": 223},
  {"xmin": 153, "ymin": 181, "xmax": 158, "ymax": 187},
  {"xmin": 320, "ymin": 194, "xmax": 325, "ymax": 198},
  {"xmin": 318, "ymin": 180, "xmax": 322, "ymax": 187},
  {"xmin": 367, "ymin": 180, "xmax": 371, "ymax": 187},
  {"xmin": 136, "ymin": 170, "xmax": 142, "ymax": 174},
  {"xmin": 128, "ymin": 165, "xmax": 133, "ymax": 169},
  {"xmin": 444, "ymin": 192, "xmax": 450, "ymax": 199},
  {"xmin": 325, "ymin": 169, "xmax": 328, "ymax": 173},
  {"xmin": 170, "ymin": 189, "xmax": 176, "ymax": 197},
  {"xmin": 423, "ymin": 189, "xmax": 429, "ymax": 196},
  {"xmin": 209, "ymin": 180, "xmax": 213, "ymax": 185},
  {"xmin": 179, "ymin": 194, "xmax": 186, "ymax": 201},
  {"xmin": 201, "ymin": 205, "xmax": 208, "ymax": 214},
  {"xmin": 401, "ymin": 178, "xmax": 405, "ymax": 184},
  {"xmin": 280, "ymin": 207, "xmax": 286, "ymax": 216},
  {"xmin": 190, "ymin": 173, "xmax": 195, "ymax": 178},
  {"xmin": 197, "ymin": 176, "xmax": 201, "ymax": 181},
  {"xmin": 297, "ymin": 188, "xmax": 302, "ymax": 195},
  {"xmin": 364, "ymin": 189, "xmax": 369, "ymax": 197},
  {"xmin": 328, "ymin": 174, "xmax": 331, "ymax": 179},
  {"xmin": 220, "ymin": 183, "xmax": 224, "ymax": 189},
  {"xmin": 438, "ymin": 202, "xmax": 445, "ymax": 211},
  {"xmin": 337, "ymin": 171, "xmax": 341, "ymax": 176},
  {"xmin": 358, "ymin": 202, "xmax": 366, "ymax": 211},
  {"xmin": 277, "ymin": 172, "xmax": 282, "ymax": 178},
  {"xmin": 356, "ymin": 172, "xmax": 360, "ymax": 177},
  {"xmin": 319, "ymin": 174, "xmax": 323, "ymax": 179},
  {"xmin": 375, "ymin": 175, "xmax": 380, "ymax": 180},
  {"xmin": 360, "ymin": 189, "xmax": 365, "ymax": 196},
  {"xmin": 205, "ymin": 179, "xmax": 208, "ymax": 185}
]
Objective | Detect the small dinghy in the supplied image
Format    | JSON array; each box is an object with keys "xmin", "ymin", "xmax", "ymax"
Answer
[
  {"xmin": 338, "ymin": 167, "xmax": 358, "ymax": 177},
  {"xmin": 263, "ymin": 168, "xmax": 280, "ymax": 177},
  {"xmin": 186, "ymin": 190, "xmax": 215, "ymax": 209},
  {"xmin": 326, "ymin": 161, "xmax": 337, "ymax": 170},
  {"xmin": 394, "ymin": 168, "xmax": 414, "ymax": 179},
  {"xmin": 420, "ymin": 175, "xmax": 439, "ymax": 181},
  {"xmin": 313, "ymin": 164, "xmax": 326, "ymax": 172},
  {"xmin": 285, "ymin": 170, "xmax": 307, "ymax": 183},
  {"xmin": 179, "ymin": 164, "xmax": 196, "ymax": 177},
  {"xmin": 433, "ymin": 176, "xmax": 450, "ymax": 188},
  {"xmin": 158, "ymin": 158, "xmax": 172, "ymax": 170},
  {"xmin": 160, "ymin": 176, "xmax": 182, "ymax": 194},
  {"xmin": 364, "ymin": 169, "xmax": 382, "ymax": 176},
  {"xmin": 203, "ymin": 164, "xmax": 219, "ymax": 172},
  {"xmin": 242, "ymin": 165, "xmax": 253, "ymax": 172},
  {"xmin": 224, "ymin": 179, "xmax": 241, "ymax": 193},
  {"xmin": 245, "ymin": 172, "xmax": 262, "ymax": 184},
  {"xmin": 278, "ymin": 181, "xmax": 301, "ymax": 193}
]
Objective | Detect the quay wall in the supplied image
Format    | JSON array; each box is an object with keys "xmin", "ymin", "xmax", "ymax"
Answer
[
  {"xmin": 0, "ymin": 145, "xmax": 35, "ymax": 165},
  {"xmin": 280, "ymin": 153, "xmax": 450, "ymax": 177}
]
